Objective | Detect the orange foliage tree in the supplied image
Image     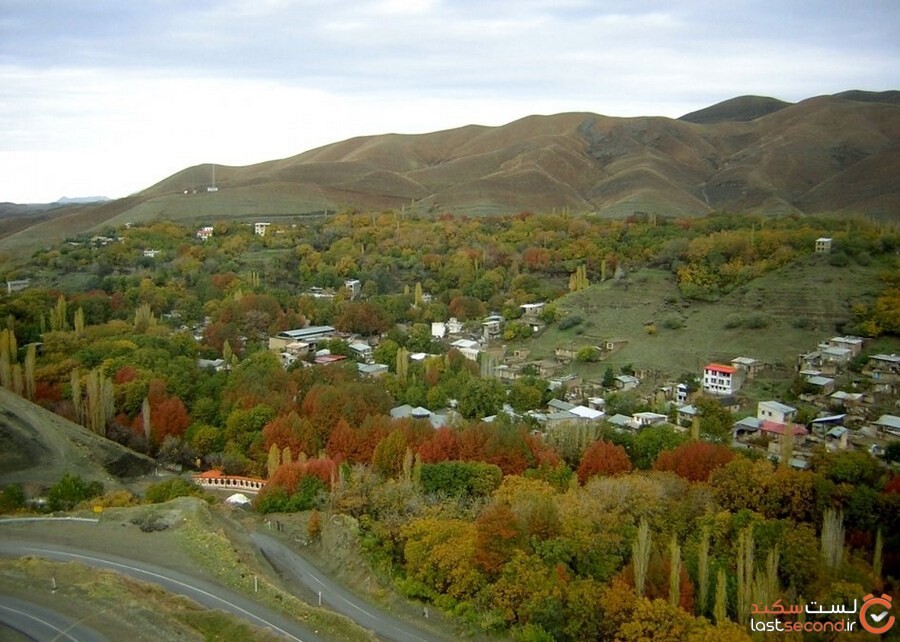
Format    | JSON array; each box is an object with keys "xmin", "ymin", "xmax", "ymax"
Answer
[
  {"xmin": 576, "ymin": 440, "xmax": 632, "ymax": 484},
  {"xmin": 652, "ymin": 441, "xmax": 735, "ymax": 482}
]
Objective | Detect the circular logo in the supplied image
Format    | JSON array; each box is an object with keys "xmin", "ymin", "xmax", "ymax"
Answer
[{"xmin": 860, "ymin": 593, "xmax": 895, "ymax": 635}]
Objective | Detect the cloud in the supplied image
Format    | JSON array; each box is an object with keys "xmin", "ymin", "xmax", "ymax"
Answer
[{"xmin": 1, "ymin": 0, "xmax": 898, "ymax": 202}]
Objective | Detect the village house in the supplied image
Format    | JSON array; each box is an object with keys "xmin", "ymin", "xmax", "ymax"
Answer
[
  {"xmin": 450, "ymin": 338, "xmax": 480, "ymax": 361},
  {"xmin": 731, "ymin": 356, "xmax": 762, "ymax": 379},
  {"xmin": 357, "ymin": 363, "xmax": 388, "ymax": 378},
  {"xmin": 815, "ymin": 237, "xmax": 832, "ymax": 253},
  {"xmin": 344, "ymin": 279, "xmax": 361, "ymax": 299},
  {"xmin": 349, "ymin": 341, "xmax": 374, "ymax": 363},
  {"xmin": 143, "ymin": 249, "xmax": 161, "ymax": 258},
  {"xmin": 254, "ymin": 222, "xmax": 271, "ymax": 236},
  {"xmin": 196, "ymin": 226, "xmax": 214, "ymax": 241},
  {"xmin": 702, "ymin": 363, "xmax": 743, "ymax": 395},
  {"xmin": 615, "ymin": 374, "xmax": 640, "ymax": 391},
  {"xmin": 757, "ymin": 400, "xmax": 797, "ymax": 424},
  {"xmin": 872, "ymin": 414, "xmax": 900, "ymax": 440},
  {"xmin": 269, "ymin": 326, "xmax": 335, "ymax": 353},
  {"xmin": 862, "ymin": 353, "xmax": 900, "ymax": 394},
  {"xmin": 5, "ymin": 279, "xmax": 30, "ymax": 294},
  {"xmin": 482, "ymin": 314, "xmax": 504, "ymax": 341}
]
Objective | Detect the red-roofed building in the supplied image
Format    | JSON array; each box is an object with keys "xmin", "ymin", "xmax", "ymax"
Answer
[
  {"xmin": 760, "ymin": 420, "xmax": 808, "ymax": 438},
  {"xmin": 702, "ymin": 362, "xmax": 744, "ymax": 395}
]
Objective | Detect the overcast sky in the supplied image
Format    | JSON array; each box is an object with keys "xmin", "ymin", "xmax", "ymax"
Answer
[{"xmin": 1, "ymin": 1, "xmax": 898, "ymax": 204}]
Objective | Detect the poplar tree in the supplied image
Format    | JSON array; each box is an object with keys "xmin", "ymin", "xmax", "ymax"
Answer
[
  {"xmin": 669, "ymin": 534, "xmax": 682, "ymax": 607},
  {"xmin": 71, "ymin": 369, "xmax": 83, "ymax": 425},
  {"xmin": 74, "ymin": 307, "xmax": 85, "ymax": 337},
  {"xmin": 633, "ymin": 517, "xmax": 651, "ymax": 597},
  {"xmin": 697, "ymin": 527, "xmax": 710, "ymax": 615},
  {"xmin": 821, "ymin": 508, "xmax": 845, "ymax": 568},
  {"xmin": 24, "ymin": 343, "xmax": 36, "ymax": 400},
  {"xmin": 714, "ymin": 567, "xmax": 728, "ymax": 624}
]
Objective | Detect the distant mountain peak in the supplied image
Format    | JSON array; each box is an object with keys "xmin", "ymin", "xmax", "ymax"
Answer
[
  {"xmin": 678, "ymin": 95, "xmax": 792, "ymax": 124},
  {"xmin": 56, "ymin": 195, "xmax": 110, "ymax": 204}
]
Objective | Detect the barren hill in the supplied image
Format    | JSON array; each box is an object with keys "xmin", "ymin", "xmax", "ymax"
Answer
[
  {"xmin": 0, "ymin": 388, "xmax": 155, "ymax": 491},
  {"xmin": 1, "ymin": 91, "xmax": 898, "ymax": 255}
]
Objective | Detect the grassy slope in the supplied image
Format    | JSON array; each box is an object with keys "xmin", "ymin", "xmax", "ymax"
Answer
[{"xmin": 522, "ymin": 254, "xmax": 889, "ymax": 381}]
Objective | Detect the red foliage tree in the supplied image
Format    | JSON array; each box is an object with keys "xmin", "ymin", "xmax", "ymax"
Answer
[
  {"xmin": 417, "ymin": 426, "xmax": 459, "ymax": 463},
  {"xmin": 268, "ymin": 456, "xmax": 337, "ymax": 493},
  {"xmin": 576, "ymin": 440, "xmax": 632, "ymax": 484},
  {"xmin": 151, "ymin": 395, "xmax": 190, "ymax": 443},
  {"xmin": 114, "ymin": 365, "xmax": 138, "ymax": 385},
  {"xmin": 262, "ymin": 412, "xmax": 320, "ymax": 459},
  {"xmin": 325, "ymin": 418, "xmax": 359, "ymax": 464},
  {"xmin": 474, "ymin": 503, "xmax": 522, "ymax": 574},
  {"xmin": 883, "ymin": 475, "xmax": 900, "ymax": 495},
  {"xmin": 652, "ymin": 441, "xmax": 735, "ymax": 482}
]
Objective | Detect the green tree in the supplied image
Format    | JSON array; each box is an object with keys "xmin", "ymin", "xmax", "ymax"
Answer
[
  {"xmin": 47, "ymin": 473, "xmax": 103, "ymax": 511},
  {"xmin": 458, "ymin": 378, "xmax": 505, "ymax": 419}
]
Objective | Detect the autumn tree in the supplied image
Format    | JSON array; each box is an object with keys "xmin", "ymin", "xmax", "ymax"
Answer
[
  {"xmin": 576, "ymin": 440, "xmax": 632, "ymax": 484},
  {"xmin": 652, "ymin": 441, "xmax": 735, "ymax": 482},
  {"xmin": 372, "ymin": 430, "xmax": 408, "ymax": 479},
  {"xmin": 474, "ymin": 502, "xmax": 522, "ymax": 575}
]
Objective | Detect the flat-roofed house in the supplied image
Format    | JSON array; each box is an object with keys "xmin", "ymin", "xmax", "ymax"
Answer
[
  {"xmin": 703, "ymin": 363, "xmax": 743, "ymax": 395},
  {"xmin": 269, "ymin": 326, "xmax": 335, "ymax": 352}
]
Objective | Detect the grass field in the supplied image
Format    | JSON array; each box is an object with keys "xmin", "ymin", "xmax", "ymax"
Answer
[{"xmin": 517, "ymin": 254, "xmax": 892, "ymax": 382}]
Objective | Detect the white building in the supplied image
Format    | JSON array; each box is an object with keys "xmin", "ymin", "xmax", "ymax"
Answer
[
  {"xmin": 450, "ymin": 338, "xmax": 480, "ymax": 361},
  {"xmin": 254, "ymin": 222, "xmax": 271, "ymax": 236},
  {"xmin": 702, "ymin": 363, "xmax": 742, "ymax": 395},
  {"xmin": 757, "ymin": 400, "xmax": 797, "ymax": 424},
  {"xmin": 815, "ymin": 237, "xmax": 832, "ymax": 253}
]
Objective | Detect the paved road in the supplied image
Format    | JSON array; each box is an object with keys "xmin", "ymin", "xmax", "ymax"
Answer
[
  {"xmin": 0, "ymin": 540, "xmax": 328, "ymax": 642},
  {"xmin": 0, "ymin": 595, "xmax": 109, "ymax": 642},
  {"xmin": 253, "ymin": 532, "xmax": 442, "ymax": 642}
]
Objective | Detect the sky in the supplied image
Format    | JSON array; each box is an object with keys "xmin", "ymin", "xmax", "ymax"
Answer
[{"xmin": 1, "ymin": 1, "xmax": 899, "ymax": 204}]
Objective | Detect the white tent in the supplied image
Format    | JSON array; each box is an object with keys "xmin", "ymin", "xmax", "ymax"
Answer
[{"xmin": 225, "ymin": 493, "xmax": 251, "ymax": 507}]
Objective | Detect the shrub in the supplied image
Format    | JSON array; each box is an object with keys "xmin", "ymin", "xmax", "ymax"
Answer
[
  {"xmin": 744, "ymin": 312, "xmax": 770, "ymax": 329},
  {"xmin": 558, "ymin": 315, "xmax": 583, "ymax": 330},
  {"xmin": 724, "ymin": 314, "xmax": 743, "ymax": 329},
  {"xmin": 662, "ymin": 314, "xmax": 684, "ymax": 330},
  {"xmin": 575, "ymin": 346, "xmax": 600, "ymax": 362},
  {"xmin": 47, "ymin": 473, "xmax": 103, "ymax": 512},
  {"xmin": 0, "ymin": 484, "xmax": 26, "ymax": 514},
  {"xmin": 420, "ymin": 461, "xmax": 503, "ymax": 498},
  {"xmin": 144, "ymin": 478, "xmax": 203, "ymax": 504}
]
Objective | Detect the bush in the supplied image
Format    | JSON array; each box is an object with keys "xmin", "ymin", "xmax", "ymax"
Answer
[
  {"xmin": 744, "ymin": 312, "xmax": 770, "ymax": 329},
  {"xmin": 575, "ymin": 346, "xmax": 600, "ymax": 362},
  {"xmin": 661, "ymin": 314, "xmax": 684, "ymax": 329},
  {"xmin": 828, "ymin": 251, "xmax": 850, "ymax": 267},
  {"xmin": 724, "ymin": 314, "xmax": 742, "ymax": 329},
  {"xmin": 420, "ymin": 461, "xmax": 503, "ymax": 498},
  {"xmin": 558, "ymin": 315, "xmax": 583, "ymax": 330},
  {"xmin": 255, "ymin": 475, "xmax": 325, "ymax": 513},
  {"xmin": 144, "ymin": 478, "xmax": 203, "ymax": 504},
  {"xmin": 0, "ymin": 484, "xmax": 26, "ymax": 514},
  {"xmin": 47, "ymin": 473, "xmax": 103, "ymax": 512}
]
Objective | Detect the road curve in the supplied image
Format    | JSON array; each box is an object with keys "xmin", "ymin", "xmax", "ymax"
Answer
[
  {"xmin": 0, "ymin": 595, "xmax": 109, "ymax": 642},
  {"xmin": 0, "ymin": 540, "xmax": 327, "ymax": 642},
  {"xmin": 253, "ymin": 532, "xmax": 443, "ymax": 642}
]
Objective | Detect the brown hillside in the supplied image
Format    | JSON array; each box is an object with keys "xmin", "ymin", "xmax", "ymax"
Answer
[
  {"xmin": 0, "ymin": 388, "xmax": 155, "ymax": 491},
  {"xmin": 1, "ymin": 91, "xmax": 898, "ymax": 256}
]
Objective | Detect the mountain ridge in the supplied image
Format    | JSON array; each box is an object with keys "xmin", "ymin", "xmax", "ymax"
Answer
[{"xmin": 1, "ymin": 90, "xmax": 898, "ymax": 256}]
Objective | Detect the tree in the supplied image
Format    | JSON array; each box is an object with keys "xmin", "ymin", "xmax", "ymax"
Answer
[
  {"xmin": 577, "ymin": 440, "xmax": 632, "ymax": 484},
  {"xmin": 630, "ymin": 426, "xmax": 688, "ymax": 469},
  {"xmin": 821, "ymin": 508, "xmax": 844, "ymax": 569},
  {"xmin": 474, "ymin": 502, "xmax": 522, "ymax": 575},
  {"xmin": 47, "ymin": 473, "xmax": 103, "ymax": 511},
  {"xmin": 633, "ymin": 518, "xmax": 651, "ymax": 597},
  {"xmin": 458, "ymin": 378, "xmax": 505, "ymax": 419},
  {"xmin": 372, "ymin": 430, "xmax": 408, "ymax": 479},
  {"xmin": 652, "ymin": 441, "xmax": 734, "ymax": 482}
]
